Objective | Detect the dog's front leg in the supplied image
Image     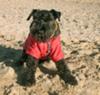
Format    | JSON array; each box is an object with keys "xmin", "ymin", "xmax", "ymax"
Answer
[
  {"xmin": 21, "ymin": 55, "xmax": 38, "ymax": 86},
  {"xmin": 55, "ymin": 59, "xmax": 78, "ymax": 85},
  {"xmin": 15, "ymin": 50, "xmax": 28, "ymax": 67}
]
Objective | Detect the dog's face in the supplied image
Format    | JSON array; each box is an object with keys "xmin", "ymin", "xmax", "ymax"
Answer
[{"xmin": 27, "ymin": 9, "xmax": 61, "ymax": 42}]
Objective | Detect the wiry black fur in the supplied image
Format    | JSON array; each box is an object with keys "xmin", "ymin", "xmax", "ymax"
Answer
[
  {"xmin": 21, "ymin": 55, "xmax": 38, "ymax": 86},
  {"xmin": 56, "ymin": 59, "xmax": 78, "ymax": 85},
  {"xmin": 16, "ymin": 9, "xmax": 78, "ymax": 86},
  {"xmin": 27, "ymin": 9, "xmax": 61, "ymax": 42}
]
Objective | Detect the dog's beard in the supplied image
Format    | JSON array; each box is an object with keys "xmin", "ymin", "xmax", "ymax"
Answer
[{"xmin": 30, "ymin": 20, "xmax": 56, "ymax": 42}]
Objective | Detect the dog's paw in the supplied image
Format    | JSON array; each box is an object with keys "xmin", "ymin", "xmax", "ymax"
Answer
[
  {"xmin": 20, "ymin": 68, "xmax": 36, "ymax": 87},
  {"xmin": 17, "ymin": 75, "xmax": 36, "ymax": 87},
  {"xmin": 64, "ymin": 74, "xmax": 78, "ymax": 86},
  {"xmin": 21, "ymin": 78, "xmax": 36, "ymax": 87}
]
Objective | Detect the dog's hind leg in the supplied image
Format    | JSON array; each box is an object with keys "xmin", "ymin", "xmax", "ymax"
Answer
[{"xmin": 21, "ymin": 55, "xmax": 38, "ymax": 86}]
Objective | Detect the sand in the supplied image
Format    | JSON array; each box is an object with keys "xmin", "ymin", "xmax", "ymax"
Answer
[{"xmin": 0, "ymin": 0, "xmax": 100, "ymax": 95}]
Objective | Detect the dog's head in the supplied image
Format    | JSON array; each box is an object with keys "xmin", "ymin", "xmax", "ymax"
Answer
[{"xmin": 27, "ymin": 9, "xmax": 61, "ymax": 42}]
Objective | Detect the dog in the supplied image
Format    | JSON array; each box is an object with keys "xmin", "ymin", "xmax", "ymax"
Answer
[{"xmin": 16, "ymin": 9, "xmax": 78, "ymax": 86}]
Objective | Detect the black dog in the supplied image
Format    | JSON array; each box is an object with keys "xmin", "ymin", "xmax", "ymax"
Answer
[{"xmin": 16, "ymin": 9, "xmax": 78, "ymax": 86}]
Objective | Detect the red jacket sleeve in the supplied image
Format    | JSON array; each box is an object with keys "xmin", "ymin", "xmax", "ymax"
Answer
[
  {"xmin": 23, "ymin": 34, "xmax": 41, "ymax": 59},
  {"xmin": 50, "ymin": 35, "xmax": 64, "ymax": 62}
]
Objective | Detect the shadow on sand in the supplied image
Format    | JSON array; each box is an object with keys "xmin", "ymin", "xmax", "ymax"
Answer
[{"xmin": 0, "ymin": 45, "xmax": 57, "ymax": 86}]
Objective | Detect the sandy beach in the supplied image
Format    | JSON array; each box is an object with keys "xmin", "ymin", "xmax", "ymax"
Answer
[{"xmin": 0, "ymin": 0, "xmax": 100, "ymax": 95}]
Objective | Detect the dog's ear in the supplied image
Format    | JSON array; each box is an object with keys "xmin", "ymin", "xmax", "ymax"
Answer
[
  {"xmin": 27, "ymin": 9, "xmax": 38, "ymax": 21},
  {"xmin": 50, "ymin": 9, "xmax": 61, "ymax": 21}
]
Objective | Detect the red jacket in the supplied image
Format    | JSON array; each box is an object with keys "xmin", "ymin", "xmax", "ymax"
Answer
[{"xmin": 24, "ymin": 34, "xmax": 64, "ymax": 62}]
